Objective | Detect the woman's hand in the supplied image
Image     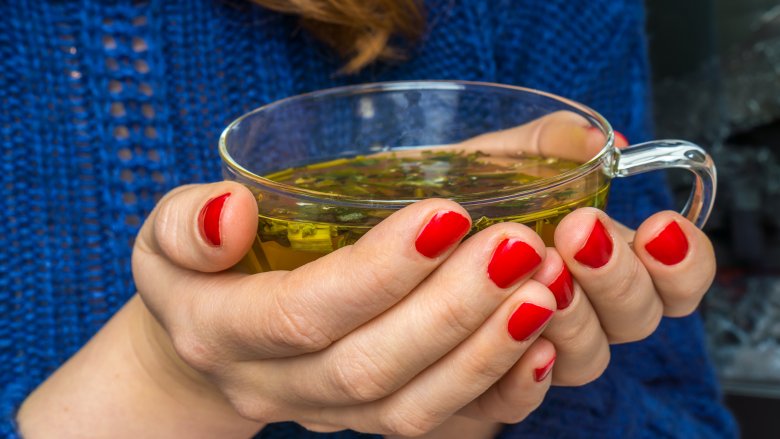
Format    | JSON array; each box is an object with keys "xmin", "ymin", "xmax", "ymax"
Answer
[
  {"xmin": 452, "ymin": 115, "xmax": 716, "ymax": 395},
  {"xmin": 524, "ymin": 208, "xmax": 713, "ymax": 387},
  {"xmin": 128, "ymin": 182, "xmax": 560, "ymax": 437}
]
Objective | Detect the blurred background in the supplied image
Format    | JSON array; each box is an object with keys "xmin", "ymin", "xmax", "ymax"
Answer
[{"xmin": 646, "ymin": 0, "xmax": 780, "ymax": 437}]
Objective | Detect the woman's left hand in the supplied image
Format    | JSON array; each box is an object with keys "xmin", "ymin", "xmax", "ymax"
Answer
[
  {"xmin": 448, "ymin": 116, "xmax": 716, "ymax": 422},
  {"xmin": 542, "ymin": 207, "xmax": 712, "ymax": 385},
  {"xmin": 453, "ymin": 206, "xmax": 714, "ymax": 422}
]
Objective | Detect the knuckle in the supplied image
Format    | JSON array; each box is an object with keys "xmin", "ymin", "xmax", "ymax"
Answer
[
  {"xmin": 666, "ymin": 299, "xmax": 701, "ymax": 318},
  {"xmin": 495, "ymin": 405, "xmax": 535, "ymax": 424},
  {"xmin": 267, "ymin": 295, "xmax": 333, "ymax": 353},
  {"xmin": 609, "ymin": 257, "xmax": 645, "ymax": 307},
  {"xmin": 490, "ymin": 378, "xmax": 544, "ymax": 423},
  {"xmin": 496, "ymin": 413, "xmax": 527, "ymax": 424},
  {"xmin": 231, "ymin": 397, "xmax": 260, "ymax": 421},
  {"xmin": 550, "ymin": 316, "xmax": 589, "ymax": 349},
  {"xmin": 579, "ymin": 351, "xmax": 610, "ymax": 384},
  {"xmin": 559, "ymin": 350, "xmax": 611, "ymax": 386},
  {"xmin": 350, "ymin": 248, "xmax": 408, "ymax": 303},
  {"xmin": 462, "ymin": 350, "xmax": 508, "ymax": 382},
  {"xmin": 609, "ymin": 303, "xmax": 663, "ymax": 344},
  {"xmin": 638, "ymin": 306, "xmax": 664, "ymax": 339},
  {"xmin": 330, "ymin": 349, "xmax": 395, "ymax": 402},
  {"xmin": 436, "ymin": 298, "xmax": 480, "ymax": 339},
  {"xmin": 298, "ymin": 422, "xmax": 342, "ymax": 433},
  {"xmin": 675, "ymin": 271, "xmax": 714, "ymax": 311},
  {"xmin": 229, "ymin": 395, "xmax": 278, "ymax": 423},
  {"xmin": 379, "ymin": 408, "xmax": 440, "ymax": 437},
  {"xmin": 568, "ymin": 359, "xmax": 609, "ymax": 386},
  {"xmin": 170, "ymin": 330, "xmax": 220, "ymax": 373}
]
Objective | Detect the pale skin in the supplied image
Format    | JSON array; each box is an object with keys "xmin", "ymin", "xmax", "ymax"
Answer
[{"xmin": 17, "ymin": 114, "xmax": 716, "ymax": 438}]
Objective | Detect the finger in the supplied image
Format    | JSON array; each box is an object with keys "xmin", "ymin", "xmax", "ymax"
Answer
[
  {"xmin": 183, "ymin": 198, "xmax": 471, "ymax": 363},
  {"xmin": 554, "ymin": 208, "xmax": 664, "ymax": 344},
  {"xmin": 241, "ymin": 199, "xmax": 471, "ymax": 354},
  {"xmin": 132, "ymin": 182, "xmax": 262, "ymax": 358},
  {"xmin": 136, "ymin": 197, "xmax": 473, "ymax": 370},
  {"xmin": 382, "ymin": 111, "xmax": 602, "ymax": 163},
  {"xmin": 319, "ymin": 280, "xmax": 556, "ymax": 436},
  {"xmin": 532, "ymin": 249, "xmax": 610, "ymax": 386},
  {"xmin": 384, "ymin": 115, "xmax": 628, "ymax": 185},
  {"xmin": 457, "ymin": 111, "xmax": 600, "ymax": 162},
  {"xmin": 286, "ymin": 221, "xmax": 546, "ymax": 404},
  {"xmin": 134, "ymin": 182, "xmax": 259, "ymax": 273},
  {"xmin": 633, "ymin": 211, "xmax": 714, "ymax": 317},
  {"xmin": 458, "ymin": 337, "xmax": 555, "ymax": 423}
]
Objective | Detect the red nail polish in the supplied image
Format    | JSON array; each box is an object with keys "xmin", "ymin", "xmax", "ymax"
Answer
[
  {"xmin": 614, "ymin": 131, "xmax": 629, "ymax": 146},
  {"xmin": 574, "ymin": 219, "xmax": 613, "ymax": 268},
  {"xmin": 644, "ymin": 221, "xmax": 689, "ymax": 265},
  {"xmin": 198, "ymin": 193, "xmax": 230, "ymax": 246},
  {"xmin": 415, "ymin": 211, "xmax": 471, "ymax": 258},
  {"xmin": 534, "ymin": 354, "xmax": 557, "ymax": 382},
  {"xmin": 488, "ymin": 239, "xmax": 542, "ymax": 288},
  {"xmin": 507, "ymin": 303, "xmax": 554, "ymax": 341},
  {"xmin": 547, "ymin": 265, "xmax": 574, "ymax": 310}
]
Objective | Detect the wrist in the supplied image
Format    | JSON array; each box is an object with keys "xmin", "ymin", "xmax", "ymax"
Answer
[
  {"xmin": 18, "ymin": 295, "xmax": 264, "ymax": 438},
  {"xmin": 129, "ymin": 295, "xmax": 266, "ymax": 434}
]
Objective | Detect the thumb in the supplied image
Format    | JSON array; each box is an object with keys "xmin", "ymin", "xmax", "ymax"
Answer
[{"xmin": 136, "ymin": 182, "xmax": 258, "ymax": 273}]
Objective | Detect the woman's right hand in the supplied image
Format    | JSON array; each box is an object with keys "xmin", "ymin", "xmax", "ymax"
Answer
[{"xmin": 131, "ymin": 181, "xmax": 559, "ymax": 436}]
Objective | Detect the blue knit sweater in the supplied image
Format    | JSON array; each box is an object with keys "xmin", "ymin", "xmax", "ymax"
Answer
[{"xmin": 0, "ymin": 1, "xmax": 737, "ymax": 437}]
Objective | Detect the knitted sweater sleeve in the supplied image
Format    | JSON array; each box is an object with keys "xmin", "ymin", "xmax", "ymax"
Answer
[
  {"xmin": 489, "ymin": 0, "xmax": 737, "ymax": 437},
  {"xmin": 497, "ymin": 317, "xmax": 737, "ymax": 439}
]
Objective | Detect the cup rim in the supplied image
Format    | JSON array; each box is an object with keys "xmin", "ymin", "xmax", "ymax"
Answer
[{"xmin": 219, "ymin": 80, "xmax": 616, "ymax": 208}]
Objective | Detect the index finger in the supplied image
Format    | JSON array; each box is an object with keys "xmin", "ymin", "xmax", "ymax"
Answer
[{"xmin": 456, "ymin": 110, "xmax": 607, "ymax": 162}]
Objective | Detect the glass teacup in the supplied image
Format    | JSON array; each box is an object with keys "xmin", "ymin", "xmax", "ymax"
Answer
[{"xmin": 220, "ymin": 81, "xmax": 715, "ymax": 273}]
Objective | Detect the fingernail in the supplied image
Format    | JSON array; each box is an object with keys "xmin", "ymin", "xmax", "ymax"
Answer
[
  {"xmin": 488, "ymin": 239, "xmax": 542, "ymax": 288},
  {"xmin": 547, "ymin": 265, "xmax": 574, "ymax": 310},
  {"xmin": 614, "ymin": 131, "xmax": 629, "ymax": 146},
  {"xmin": 534, "ymin": 354, "xmax": 557, "ymax": 382},
  {"xmin": 507, "ymin": 303, "xmax": 554, "ymax": 341},
  {"xmin": 574, "ymin": 219, "xmax": 613, "ymax": 269},
  {"xmin": 644, "ymin": 221, "xmax": 689, "ymax": 265},
  {"xmin": 415, "ymin": 211, "xmax": 471, "ymax": 258},
  {"xmin": 199, "ymin": 193, "xmax": 230, "ymax": 246}
]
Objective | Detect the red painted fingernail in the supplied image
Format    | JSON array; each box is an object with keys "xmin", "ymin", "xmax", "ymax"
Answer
[
  {"xmin": 488, "ymin": 239, "xmax": 542, "ymax": 288},
  {"xmin": 508, "ymin": 303, "xmax": 554, "ymax": 341},
  {"xmin": 547, "ymin": 265, "xmax": 574, "ymax": 310},
  {"xmin": 574, "ymin": 219, "xmax": 613, "ymax": 268},
  {"xmin": 534, "ymin": 354, "xmax": 557, "ymax": 382},
  {"xmin": 614, "ymin": 131, "xmax": 629, "ymax": 147},
  {"xmin": 415, "ymin": 211, "xmax": 471, "ymax": 258},
  {"xmin": 198, "ymin": 193, "xmax": 230, "ymax": 246},
  {"xmin": 644, "ymin": 221, "xmax": 689, "ymax": 265}
]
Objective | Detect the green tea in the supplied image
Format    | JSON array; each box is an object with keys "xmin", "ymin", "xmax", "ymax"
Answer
[{"xmin": 240, "ymin": 149, "xmax": 609, "ymax": 272}]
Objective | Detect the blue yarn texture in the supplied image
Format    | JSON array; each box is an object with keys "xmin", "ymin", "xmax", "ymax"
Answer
[{"xmin": 0, "ymin": 0, "xmax": 737, "ymax": 437}]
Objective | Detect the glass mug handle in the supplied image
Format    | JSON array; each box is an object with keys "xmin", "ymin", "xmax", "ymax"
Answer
[{"xmin": 615, "ymin": 140, "xmax": 717, "ymax": 228}]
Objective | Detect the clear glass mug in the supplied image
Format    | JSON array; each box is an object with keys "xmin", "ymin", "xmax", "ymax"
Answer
[{"xmin": 219, "ymin": 81, "xmax": 715, "ymax": 273}]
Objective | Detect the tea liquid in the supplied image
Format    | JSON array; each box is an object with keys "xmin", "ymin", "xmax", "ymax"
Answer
[{"xmin": 240, "ymin": 150, "xmax": 609, "ymax": 272}]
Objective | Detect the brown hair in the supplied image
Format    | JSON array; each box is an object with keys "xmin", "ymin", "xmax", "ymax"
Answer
[{"xmin": 252, "ymin": 0, "xmax": 425, "ymax": 73}]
